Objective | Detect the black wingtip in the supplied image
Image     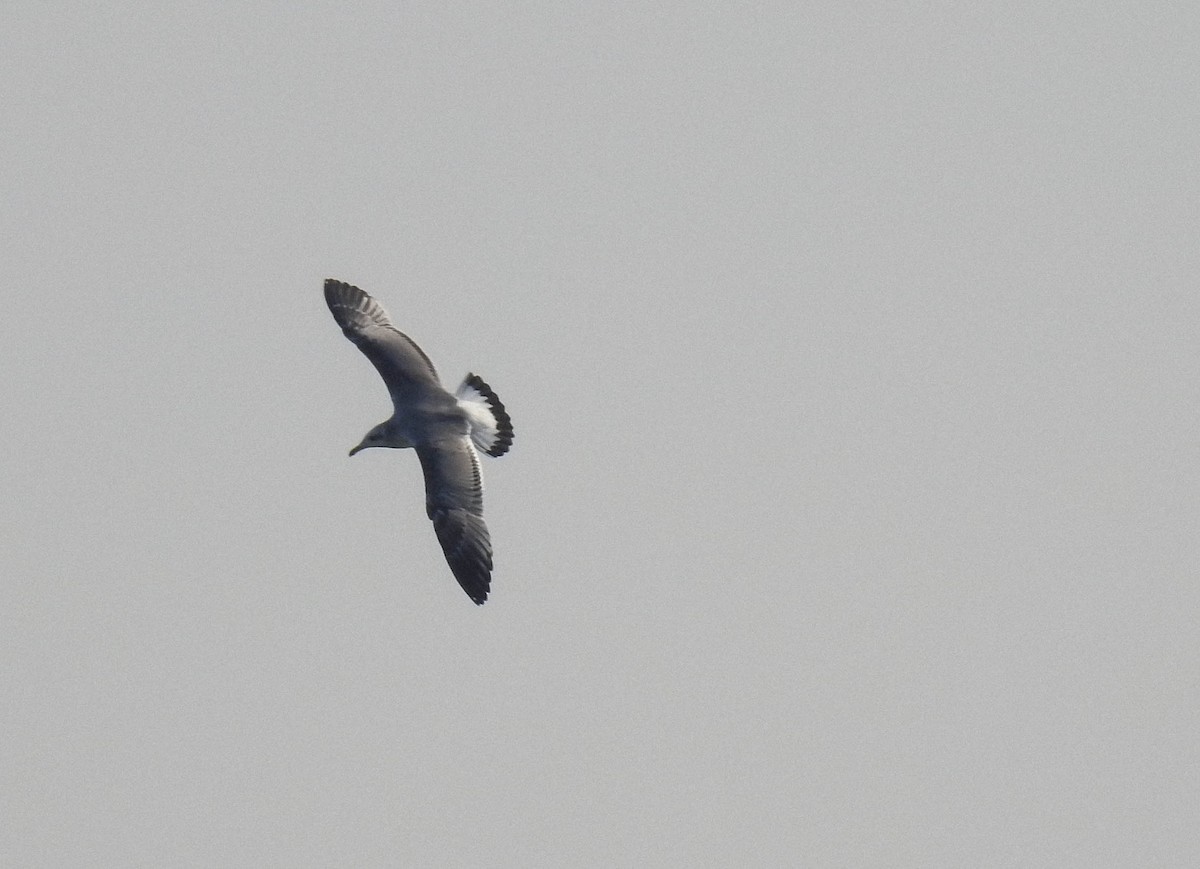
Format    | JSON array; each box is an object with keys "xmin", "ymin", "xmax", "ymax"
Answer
[
  {"xmin": 460, "ymin": 580, "xmax": 490, "ymax": 605},
  {"xmin": 324, "ymin": 278, "xmax": 361, "ymax": 306},
  {"xmin": 427, "ymin": 505, "xmax": 494, "ymax": 606},
  {"xmin": 323, "ymin": 279, "xmax": 355, "ymax": 315},
  {"xmin": 455, "ymin": 562, "xmax": 490, "ymax": 605}
]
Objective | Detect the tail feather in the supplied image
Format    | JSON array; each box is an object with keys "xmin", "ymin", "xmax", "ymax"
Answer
[{"xmin": 455, "ymin": 373, "xmax": 514, "ymax": 457}]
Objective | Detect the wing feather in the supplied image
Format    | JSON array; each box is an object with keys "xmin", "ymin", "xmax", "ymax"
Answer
[
  {"xmin": 416, "ymin": 439, "xmax": 493, "ymax": 605},
  {"xmin": 324, "ymin": 279, "xmax": 442, "ymax": 401}
]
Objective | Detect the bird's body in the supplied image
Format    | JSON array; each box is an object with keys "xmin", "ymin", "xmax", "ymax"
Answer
[{"xmin": 324, "ymin": 279, "xmax": 513, "ymax": 605}]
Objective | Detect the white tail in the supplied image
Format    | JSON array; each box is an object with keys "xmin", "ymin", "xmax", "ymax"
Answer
[{"xmin": 455, "ymin": 373, "xmax": 514, "ymax": 457}]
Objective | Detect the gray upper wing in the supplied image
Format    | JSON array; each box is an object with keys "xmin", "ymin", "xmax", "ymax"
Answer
[
  {"xmin": 415, "ymin": 439, "xmax": 493, "ymax": 605},
  {"xmin": 324, "ymin": 280, "xmax": 442, "ymax": 401}
]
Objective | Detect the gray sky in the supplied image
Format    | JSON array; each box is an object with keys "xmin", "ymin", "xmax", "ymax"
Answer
[{"xmin": 3, "ymin": 3, "xmax": 1197, "ymax": 866}]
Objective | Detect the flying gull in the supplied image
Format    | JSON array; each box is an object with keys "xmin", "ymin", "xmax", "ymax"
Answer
[{"xmin": 324, "ymin": 279, "xmax": 513, "ymax": 605}]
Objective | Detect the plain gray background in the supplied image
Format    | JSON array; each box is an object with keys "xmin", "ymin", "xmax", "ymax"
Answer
[{"xmin": 3, "ymin": 3, "xmax": 1197, "ymax": 866}]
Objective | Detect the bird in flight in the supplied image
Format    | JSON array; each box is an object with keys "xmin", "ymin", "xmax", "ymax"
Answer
[{"xmin": 324, "ymin": 279, "xmax": 514, "ymax": 605}]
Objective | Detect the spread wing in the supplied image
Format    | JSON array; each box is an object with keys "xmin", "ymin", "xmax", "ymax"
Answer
[
  {"xmin": 324, "ymin": 279, "xmax": 442, "ymax": 404},
  {"xmin": 416, "ymin": 439, "xmax": 493, "ymax": 605}
]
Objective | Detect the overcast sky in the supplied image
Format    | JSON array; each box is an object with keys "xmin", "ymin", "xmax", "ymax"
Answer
[{"xmin": 3, "ymin": 3, "xmax": 1197, "ymax": 866}]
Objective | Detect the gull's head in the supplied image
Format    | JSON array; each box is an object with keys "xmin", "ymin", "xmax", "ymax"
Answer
[{"xmin": 349, "ymin": 423, "xmax": 390, "ymax": 456}]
